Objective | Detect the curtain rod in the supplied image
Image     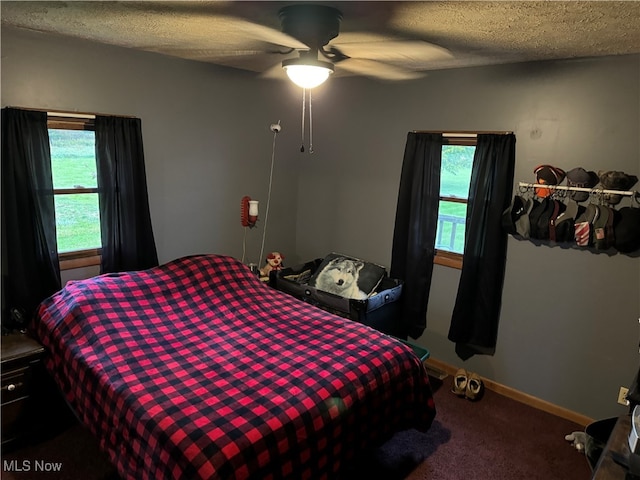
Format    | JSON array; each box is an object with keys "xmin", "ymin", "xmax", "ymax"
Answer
[
  {"xmin": 412, "ymin": 130, "xmax": 514, "ymax": 136},
  {"xmin": 7, "ymin": 106, "xmax": 136, "ymax": 119},
  {"xmin": 47, "ymin": 109, "xmax": 136, "ymax": 119},
  {"xmin": 518, "ymin": 182, "xmax": 639, "ymax": 198},
  {"xmin": 48, "ymin": 111, "xmax": 95, "ymax": 119}
]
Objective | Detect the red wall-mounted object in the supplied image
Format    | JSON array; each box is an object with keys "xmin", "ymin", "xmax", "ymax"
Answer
[{"xmin": 241, "ymin": 196, "xmax": 258, "ymax": 227}]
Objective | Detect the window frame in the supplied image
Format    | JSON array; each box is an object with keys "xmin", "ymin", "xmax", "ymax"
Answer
[
  {"xmin": 434, "ymin": 133, "xmax": 477, "ymax": 269},
  {"xmin": 48, "ymin": 114, "xmax": 102, "ymax": 271}
]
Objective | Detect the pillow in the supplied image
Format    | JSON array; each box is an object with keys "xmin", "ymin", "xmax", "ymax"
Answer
[{"xmin": 309, "ymin": 253, "xmax": 386, "ymax": 300}]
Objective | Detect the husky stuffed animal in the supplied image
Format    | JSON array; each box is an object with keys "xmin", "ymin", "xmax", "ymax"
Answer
[{"xmin": 312, "ymin": 256, "xmax": 368, "ymax": 300}]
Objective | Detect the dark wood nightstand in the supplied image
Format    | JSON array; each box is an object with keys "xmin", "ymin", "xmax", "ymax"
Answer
[
  {"xmin": 592, "ymin": 414, "xmax": 636, "ymax": 479},
  {"xmin": 1, "ymin": 332, "xmax": 45, "ymax": 449}
]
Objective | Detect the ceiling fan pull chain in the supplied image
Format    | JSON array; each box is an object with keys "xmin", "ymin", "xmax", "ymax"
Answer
[
  {"xmin": 309, "ymin": 89, "xmax": 314, "ymax": 154},
  {"xmin": 300, "ymin": 88, "xmax": 306, "ymax": 153}
]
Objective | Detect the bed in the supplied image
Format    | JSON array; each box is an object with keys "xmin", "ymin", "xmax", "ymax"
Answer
[{"xmin": 30, "ymin": 254, "xmax": 435, "ymax": 479}]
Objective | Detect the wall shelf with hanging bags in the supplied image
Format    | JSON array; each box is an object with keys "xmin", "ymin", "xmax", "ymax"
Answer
[{"xmin": 503, "ymin": 181, "xmax": 640, "ymax": 256}]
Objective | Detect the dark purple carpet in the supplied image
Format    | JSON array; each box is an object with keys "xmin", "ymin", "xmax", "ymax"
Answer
[
  {"xmin": 2, "ymin": 378, "xmax": 592, "ymax": 480},
  {"xmin": 346, "ymin": 378, "xmax": 592, "ymax": 480}
]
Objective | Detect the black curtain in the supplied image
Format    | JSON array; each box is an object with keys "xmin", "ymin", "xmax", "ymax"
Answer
[
  {"xmin": 95, "ymin": 116, "xmax": 158, "ymax": 273},
  {"xmin": 1, "ymin": 107, "xmax": 61, "ymax": 320},
  {"xmin": 448, "ymin": 133, "xmax": 516, "ymax": 360},
  {"xmin": 390, "ymin": 133, "xmax": 442, "ymax": 339}
]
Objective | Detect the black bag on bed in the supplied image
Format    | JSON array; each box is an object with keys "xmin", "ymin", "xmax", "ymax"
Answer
[{"xmin": 269, "ymin": 257, "xmax": 406, "ymax": 339}]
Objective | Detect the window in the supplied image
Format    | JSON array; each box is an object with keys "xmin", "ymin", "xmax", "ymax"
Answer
[
  {"xmin": 48, "ymin": 115, "xmax": 101, "ymax": 270},
  {"xmin": 434, "ymin": 134, "xmax": 477, "ymax": 269}
]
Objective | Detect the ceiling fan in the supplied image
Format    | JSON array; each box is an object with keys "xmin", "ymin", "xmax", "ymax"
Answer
[
  {"xmin": 206, "ymin": 3, "xmax": 453, "ymax": 152},
  {"xmin": 203, "ymin": 3, "xmax": 454, "ymax": 88}
]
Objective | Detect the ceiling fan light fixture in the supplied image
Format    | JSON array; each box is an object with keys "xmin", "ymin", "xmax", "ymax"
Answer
[{"xmin": 282, "ymin": 57, "xmax": 334, "ymax": 89}]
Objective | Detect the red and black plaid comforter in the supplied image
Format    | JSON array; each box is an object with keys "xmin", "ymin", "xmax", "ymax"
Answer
[{"xmin": 32, "ymin": 254, "xmax": 435, "ymax": 480}]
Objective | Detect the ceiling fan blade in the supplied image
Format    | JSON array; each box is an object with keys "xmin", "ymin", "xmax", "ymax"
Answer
[
  {"xmin": 331, "ymin": 32, "xmax": 452, "ymax": 70},
  {"xmin": 162, "ymin": 48, "xmax": 285, "ymax": 72},
  {"xmin": 338, "ymin": 58, "xmax": 425, "ymax": 81},
  {"xmin": 237, "ymin": 20, "xmax": 309, "ymax": 50},
  {"xmin": 261, "ymin": 63, "xmax": 288, "ymax": 80},
  {"xmin": 335, "ymin": 39, "xmax": 452, "ymax": 61},
  {"xmin": 260, "ymin": 51, "xmax": 300, "ymax": 80}
]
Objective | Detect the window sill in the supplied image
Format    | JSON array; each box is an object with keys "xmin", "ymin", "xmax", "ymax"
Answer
[
  {"xmin": 434, "ymin": 251, "xmax": 463, "ymax": 269},
  {"xmin": 59, "ymin": 254, "xmax": 101, "ymax": 271}
]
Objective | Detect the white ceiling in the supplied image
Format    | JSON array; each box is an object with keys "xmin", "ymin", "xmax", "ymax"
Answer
[{"xmin": 2, "ymin": 1, "xmax": 639, "ymax": 81}]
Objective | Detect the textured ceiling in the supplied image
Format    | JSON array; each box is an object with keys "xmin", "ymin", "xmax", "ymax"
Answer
[{"xmin": 2, "ymin": 1, "xmax": 639, "ymax": 81}]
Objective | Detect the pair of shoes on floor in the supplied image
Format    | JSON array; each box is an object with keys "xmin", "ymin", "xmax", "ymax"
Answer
[{"xmin": 451, "ymin": 368, "xmax": 484, "ymax": 401}]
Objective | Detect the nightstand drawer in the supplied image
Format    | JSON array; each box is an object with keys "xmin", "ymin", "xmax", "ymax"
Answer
[
  {"xmin": 2, "ymin": 366, "xmax": 31, "ymax": 404},
  {"xmin": 2, "ymin": 396, "xmax": 30, "ymax": 439},
  {"xmin": 1, "ymin": 333, "xmax": 45, "ymax": 449}
]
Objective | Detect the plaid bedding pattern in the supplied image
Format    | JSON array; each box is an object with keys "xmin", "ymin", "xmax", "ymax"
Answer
[{"xmin": 32, "ymin": 254, "xmax": 435, "ymax": 480}]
